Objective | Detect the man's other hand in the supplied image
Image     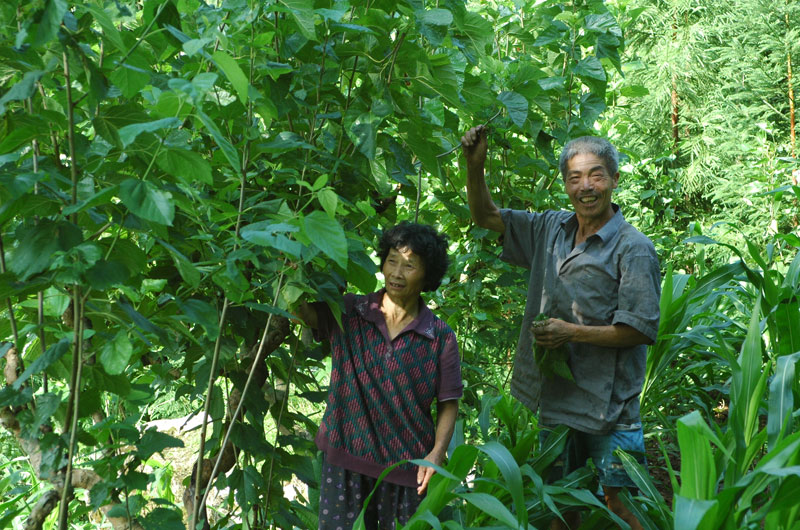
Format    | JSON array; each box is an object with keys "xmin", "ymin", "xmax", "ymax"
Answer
[{"xmin": 531, "ymin": 318, "xmax": 575, "ymax": 349}]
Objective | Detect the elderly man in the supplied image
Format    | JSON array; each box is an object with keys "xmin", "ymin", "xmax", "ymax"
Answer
[{"xmin": 461, "ymin": 126, "xmax": 661, "ymax": 530}]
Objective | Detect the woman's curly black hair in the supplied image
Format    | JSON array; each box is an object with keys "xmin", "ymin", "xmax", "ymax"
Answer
[{"xmin": 377, "ymin": 221, "xmax": 449, "ymax": 292}]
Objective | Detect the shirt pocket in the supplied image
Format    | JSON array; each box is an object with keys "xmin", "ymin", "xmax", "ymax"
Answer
[{"xmin": 564, "ymin": 263, "xmax": 619, "ymax": 325}]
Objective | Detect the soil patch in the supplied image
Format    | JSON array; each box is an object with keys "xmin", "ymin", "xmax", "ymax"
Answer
[{"xmin": 644, "ymin": 435, "xmax": 678, "ymax": 507}]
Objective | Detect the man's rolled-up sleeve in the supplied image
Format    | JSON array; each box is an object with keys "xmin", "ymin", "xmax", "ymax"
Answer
[
  {"xmin": 499, "ymin": 209, "xmax": 545, "ymax": 269},
  {"xmin": 613, "ymin": 252, "xmax": 661, "ymax": 343}
]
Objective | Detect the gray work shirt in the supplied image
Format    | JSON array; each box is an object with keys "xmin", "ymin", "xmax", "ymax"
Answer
[{"xmin": 500, "ymin": 205, "xmax": 661, "ymax": 434}]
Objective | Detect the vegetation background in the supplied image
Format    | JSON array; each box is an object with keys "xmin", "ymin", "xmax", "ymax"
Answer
[{"xmin": 0, "ymin": 0, "xmax": 798, "ymax": 528}]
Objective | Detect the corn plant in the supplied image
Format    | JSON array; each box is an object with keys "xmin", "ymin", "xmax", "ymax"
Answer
[{"xmin": 662, "ymin": 238, "xmax": 800, "ymax": 529}]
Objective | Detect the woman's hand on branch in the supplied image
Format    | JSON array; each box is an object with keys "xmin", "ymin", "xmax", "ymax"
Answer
[{"xmin": 461, "ymin": 125, "xmax": 488, "ymax": 169}]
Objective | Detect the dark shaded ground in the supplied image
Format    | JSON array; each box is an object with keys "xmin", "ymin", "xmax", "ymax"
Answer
[{"xmin": 645, "ymin": 436, "xmax": 678, "ymax": 507}]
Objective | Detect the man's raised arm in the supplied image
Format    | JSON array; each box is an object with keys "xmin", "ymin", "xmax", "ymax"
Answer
[{"xmin": 461, "ymin": 125, "xmax": 505, "ymax": 234}]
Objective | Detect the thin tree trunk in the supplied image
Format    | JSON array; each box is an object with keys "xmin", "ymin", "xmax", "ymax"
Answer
[
  {"xmin": 672, "ymin": 74, "xmax": 680, "ymax": 154},
  {"xmin": 671, "ymin": 18, "xmax": 680, "ymax": 158},
  {"xmin": 787, "ymin": 12, "xmax": 796, "ymax": 161}
]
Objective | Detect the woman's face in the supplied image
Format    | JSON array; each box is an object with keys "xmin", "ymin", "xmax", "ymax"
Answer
[{"xmin": 382, "ymin": 247, "xmax": 426, "ymax": 299}]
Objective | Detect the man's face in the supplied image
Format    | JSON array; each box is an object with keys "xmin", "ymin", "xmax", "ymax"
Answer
[{"xmin": 564, "ymin": 153, "xmax": 618, "ymax": 224}]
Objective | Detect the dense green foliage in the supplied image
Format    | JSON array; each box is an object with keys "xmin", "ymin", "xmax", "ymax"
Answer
[{"xmin": 0, "ymin": 0, "xmax": 798, "ymax": 529}]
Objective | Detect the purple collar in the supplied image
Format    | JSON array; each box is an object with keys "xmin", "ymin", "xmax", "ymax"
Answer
[{"xmin": 355, "ymin": 289, "xmax": 436, "ymax": 339}]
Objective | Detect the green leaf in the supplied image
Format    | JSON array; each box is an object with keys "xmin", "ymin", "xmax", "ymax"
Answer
[
  {"xmin": 63, "ymin": 186, "xmax": 118, "ymax": 217},
  {"xmin": 240, "ymin": 221, "xmax": 303, "ymax": 257},
  {"xmin": 673, "ymin": 495, "xmax": 719, "ymax": 530},
  {"xmin": 118, "ymin": 118, "xmax": 181, "ymax": 148},
  {"xmin": 584, "ymin": 12, "xmax": 621, "ymax": 35},
  {"xmin": 158, "ymin": 239, "xmax": 201, "ymax": 287},
  {"xmin": 477, "ymin": 441, "xmax": 527, "ymax": 527},
  {"xmin": 579, "ymin": 92, "xmax": 606, "ymax": 126},
  {"xmin": 767, "ymin": 352, "xmax": 800, "ymax": 450},
  {"xmin": 9, "ymin": 220, "xmax": 83, "ymax": 280},
  {"xmin": 773, "ymin": 298, "xmax": 800, "ymax": 356},
  {"xmin": 417, "ymin": 8, "xmax": 452, "ymax": 46},
  {"xmin": 458, "ymin": 492, "xmax": 519, "ymax": 528},
  {"xmin": 33, "ymin": 0, "xmax": 68, "ymax": 48},
  {"xmin": 261, "ymin": 131, "xmax": 312, "ymax": 153},
  {"xmin": 183, "ymin": 38, "xmax": 212, "ymax": 57},
  {"xmin": 620, "ymin": 85, "xmax": 650, "ymax": 97},
  {"xmin": 398, "ymin": 120, "xmax": 440, "ymax": 178},
  {"xmin": 303, "ymin": 211, "xmax": 348, "ymax": 269},
  {"xmin": 13, "ymin": 338, "xmax": 71, "ymax": 390},
  {"xmin": 0, "ymin": 71, "xmax": 45, "ymax": 116},
  {"xmin": 0, "ymin": 386, "xmax": 33, "ymax": 408},
  {"xmin": 538, "ymin": 76, "xmax": 566, "ymax": 91},
  {"xmin": 29, "ymin": 392, "xmax": 61, "ymax": 434},
  {"xmin": 347, "ymin": 248, "xmax": 378, "ymax": 294},
  {"xmin": 616, "ymin": 449, "xmax": 672, "ymax": 523},
  {"xmin": 497, "ymin": 91, "xmax": 528, "ymax": 128},
  {"xmin": 119, "ymin": 179, "xmax": 175, "ymax": 225},
  {"xmin": 84, "ymin": 365, "xmax": 131, "ymax": 397},
  {"xmin": 195, "ymin": 109, "xmax": 241, "ymax": 174},
  {"xmin": 453, "ymin": 10, "xmax": 493, "ymax": 52},
  {"xmin": 461, "ymin": 74, "xmax": 495, "ymax": 111},
  {"xmin": 346, "ymin": 112, "xmax": 379, "ymax": 160},
  {"xmin": 318, "ymin": 189, "xmax": 338, "ymax": 218},
  {"xmin": 212, "ymin": 50, "xmax": 249, "ymax": 105},
  {"xmin": 731, "ymin": 294, "xmax": 768, "ymax": 453},
  {"xmin": 156, "ymin": 149, "xmax": 213, "ymax": 185},
  {"xmin": 0, "ymin": 126, "xmax": 46, "ymax": 154},
  {"xmin": 136, "ymin": 428, "xmax": 184, "ymax": 459},
  {"xmin": 86, "ymin": 259, "xmax": 129, "ymax": 291},
  {"xmin": 99, "ymin": 331, "xmax": 134, "ymax": 376},
  {"xmin": 573, "ymin": 55, "xmax": 607, "ymax": 81},
  {"xmin": 230, "ymin": 465, "xmax": 264, "ymax": 512},
  {"xmin": 141, "ymin": 507, "xmax": 184, "ymax": 530},
  {"xmin": 109, "ymin": 52, "xmax": 153, "ymax": 99},
  {"xmin": 176, "ymin": 298, "xmax": 220, "ymax": 340},
  {"xmin": 278, "ymin": 0, "xmax": 316, "ymax": 41},
  {"xmin": 676, "ymin": 411, "xmax": 718, "ymax": 499},
  {"xmin": 419, "ymin": 8, "xmax": 453, "ymax": 26},
  {"xmin": 85, "ymin": 2, "xmax": 127, "ymax": 53}
]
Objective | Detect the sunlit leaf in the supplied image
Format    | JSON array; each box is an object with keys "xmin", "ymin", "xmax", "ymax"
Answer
[
  {"xmin": 196, "ymin": 109, "xmax": 241, "ymax": 174},
  {"xmin": 303, "ymin": 211, "xmax": 348, "ymax": 268},
  {"xmin": 118, "ymin": 118, "xmax": 181, "ymax": 148},
  {"xmin": 119, "ymin": 179, "xmax": 175, "ymax": 225},
  {"xmin": 477, "ymin": 441, "xmax": 526, "ymax": 527},
  {"xmin": 33, "ymin": 0, "xmax": 67, "ymax": 48},
  {"xmin": 0, "ymin": 71, "xmax": 45, "ymax": 116},
  {"xmin": 767, "ymin": 352, "xmax": 800, "ymax": 450},
  {"xmin": 100, "ymin": 331, "xmax": 133, "ymax": 376},
  {"xmin": 457, "ymin": 492, "xmax": 519, "ymax": 528},
  {"xmin": 212, "ymin": 50, "xmax": 249, "ymax": 105},
  {"xmin": 9, "ymin": 220, "xmax": 83, "ymax": 280},
  {"xmin": 13, "ymin": 339, "xmax": 71, "ymax": 390},
  {"xmin": 156, "ymin": 149, "xmax": 213, "ymax": 185},
  {"xmin": 497, "ymin": 91, "xmax": 529, "ymax": 128},
  {"xmin": 278, "ymin": 0, "xmax": 316, "ymax": 40}
]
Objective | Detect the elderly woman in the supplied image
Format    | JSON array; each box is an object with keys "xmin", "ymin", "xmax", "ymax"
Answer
[{"xmin": 298, "ymin": 221, "xmax": 462, "ymax": 530}]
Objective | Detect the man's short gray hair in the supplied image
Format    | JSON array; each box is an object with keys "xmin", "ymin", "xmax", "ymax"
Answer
[{"xmin": 558, "ymin": 136, "xmax": 619, "ymax": 179}]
